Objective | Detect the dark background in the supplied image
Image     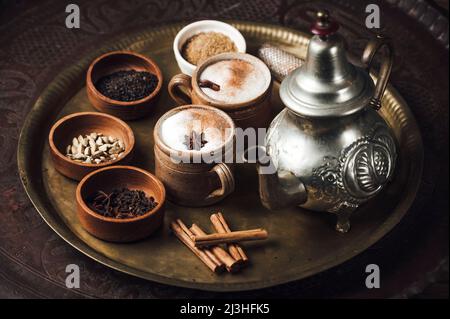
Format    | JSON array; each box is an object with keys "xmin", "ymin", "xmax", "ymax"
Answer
[{"xmin": 0, "ymin": 0, "xmax": 448, "ymax": 298}]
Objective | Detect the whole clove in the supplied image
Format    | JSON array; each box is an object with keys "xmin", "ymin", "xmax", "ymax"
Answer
[{"xmin": 87, "ymin": 188, "xmax": 158, "ymax": 219}]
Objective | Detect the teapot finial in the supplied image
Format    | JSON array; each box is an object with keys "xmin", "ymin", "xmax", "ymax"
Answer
[{"xmin": 311, "ymin": 9, "xmax": 339, "ymax": 37}]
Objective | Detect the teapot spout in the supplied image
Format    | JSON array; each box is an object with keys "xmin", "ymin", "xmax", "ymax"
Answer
[
  {"xmin": 243, "ymin": 145, "xmax": 307, "ymax": 210},
  {"xmin": 259, "ymin": 169, "xmax": 307, "ymax": 210}
]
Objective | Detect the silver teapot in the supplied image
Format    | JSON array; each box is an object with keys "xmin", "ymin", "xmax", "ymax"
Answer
[{"xmin": 256, "ymin": 11, "xmax": 397, "ymax": 233}]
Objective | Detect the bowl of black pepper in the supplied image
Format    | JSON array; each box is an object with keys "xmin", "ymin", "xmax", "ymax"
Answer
[
  {"xmin": 86, "ymin": 51, "xmax": 163, "ymax": 120},
  {"xmin": 76, "ymin": 165, "xmax": 166, "ymax": 242}
]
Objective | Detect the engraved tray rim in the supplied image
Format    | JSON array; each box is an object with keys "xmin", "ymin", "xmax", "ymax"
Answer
[{"xmin": 17, "ymin": 21, "xmax": 424, "ymax": 292}]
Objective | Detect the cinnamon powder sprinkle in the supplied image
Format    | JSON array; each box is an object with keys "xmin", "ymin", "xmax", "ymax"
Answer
[{"xmin": 181, "ymin": 32, "xmax": 237, "ymax": 65}]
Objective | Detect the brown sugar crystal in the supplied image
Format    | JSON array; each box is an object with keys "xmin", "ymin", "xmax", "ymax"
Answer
[{"xmin": 181, "ymin": 32, "xmax": 237, "ymax": 65}]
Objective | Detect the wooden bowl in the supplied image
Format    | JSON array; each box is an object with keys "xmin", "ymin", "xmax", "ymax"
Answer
[
  {"xmin": 49, "ymin": 112, "xmax": 135, "ymax": 181},
  {"xmin": 86, "ymin": 50, "xmax": 163, "ymax": 120},
  {"xmin": 76, "ymin": 166, "xmax": 166, "ymax": 242}
]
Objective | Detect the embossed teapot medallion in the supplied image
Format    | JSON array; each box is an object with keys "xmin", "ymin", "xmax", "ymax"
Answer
[{"xmin": 256, "ymin": 10, "xmax": 397, "ymax": 233}]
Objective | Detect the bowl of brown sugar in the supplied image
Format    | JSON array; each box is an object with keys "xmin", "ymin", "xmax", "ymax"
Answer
[{"xmin": 173, "ymin": 20, "xmax": 246, "ymax": 75}]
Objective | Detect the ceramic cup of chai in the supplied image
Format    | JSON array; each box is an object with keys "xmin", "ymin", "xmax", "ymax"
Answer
[
  {"xmin": 168, "ymin": 52, "xmax": 273, "ymax": 129},
  {"xmin": 153, "ymin": 104, "xmax": 236, "ymax": 207}
]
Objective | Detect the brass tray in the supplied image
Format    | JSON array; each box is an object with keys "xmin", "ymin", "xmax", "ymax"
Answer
[{"xmin": 18, "ymin": 21, "xmax": 424, "ymax": 292}]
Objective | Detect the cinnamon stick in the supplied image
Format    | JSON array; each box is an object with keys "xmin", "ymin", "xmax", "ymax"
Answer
[
  {"xmin": 218, "ymin": 213, "xmax": 249, "ymax": 263},
  {"xmin": 170, "ymin": 220, "xmax": 224, "ymax": 273},
  {"xmin": 198, "ymin": 79, "xmax": 220, "ymax": 91},
  {"xmin": 190, "ymin": 224, "xmax": 240, "ymax": 273},
  {"xmin": 176, "ymin": 219, "xmax": 223, "ymax": 269},
  {"xmin": 192, "ymin": 228, "xmax": 268, "ymax": 247},
  {"xmin": 211, "ymin": 213, "xmax": 249, "ymax": 264}
]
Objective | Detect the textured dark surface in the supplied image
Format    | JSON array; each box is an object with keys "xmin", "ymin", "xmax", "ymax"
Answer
[{"xmin": 0, "ymin": 0, "xmax": 448, "ymax": 298}]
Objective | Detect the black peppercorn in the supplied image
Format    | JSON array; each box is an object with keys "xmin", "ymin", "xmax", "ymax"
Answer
[{"xmin": 95, "ymin": 70, "xmax": 158, "ymax": 102}]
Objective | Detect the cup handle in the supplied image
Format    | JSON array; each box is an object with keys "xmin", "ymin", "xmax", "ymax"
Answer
[
  {"xmin": 206, "ymin": 163, "xmax": 235, "ymax": 200},
  {"xmin": 168, "ymin": 73, "xmax": 193, "ymax": 105},
  {"xmin": 362, "ymin": 34, "xmax": 394, "ymax": 111}
]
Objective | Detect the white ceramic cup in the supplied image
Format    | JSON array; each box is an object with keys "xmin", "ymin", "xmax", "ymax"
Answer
[{"xmin": 173, "ymin": 20, "xmax": 247, "ymax": 76}]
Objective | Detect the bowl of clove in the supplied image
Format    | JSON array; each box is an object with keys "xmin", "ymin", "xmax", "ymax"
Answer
[
  {"xmin": 49, "ymin": 112, "xmax": 135, "ymax": 181},
  {"xmin": 76, "ymin": 165, "xmax": 166, "ymax": 242},
  {"xmin": 86, "ymin": 50, "xmax": 163, "ymax": 120}
]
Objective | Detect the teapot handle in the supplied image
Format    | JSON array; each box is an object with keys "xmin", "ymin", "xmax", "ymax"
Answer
[{"xmin": 362, "ymin": 34, "xmax": 394, "ymax": 111}]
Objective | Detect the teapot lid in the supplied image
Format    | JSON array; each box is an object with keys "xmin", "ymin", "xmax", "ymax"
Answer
[{"xmin": 280, "ymin": 10, "xmax": 375, "ymax": 118}]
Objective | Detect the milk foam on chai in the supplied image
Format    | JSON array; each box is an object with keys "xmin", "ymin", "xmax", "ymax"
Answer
[
  {"xmin": 199, "ymin": 58, "xmax": 270, "ymax": 105},
  {"xmin": 160, "ymin": 109, "xmax": 231, "ymax": 153}
]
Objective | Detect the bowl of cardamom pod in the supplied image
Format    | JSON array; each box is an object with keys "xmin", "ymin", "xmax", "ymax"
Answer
[{"xmin": 48, "ymin": 112, "xmax": 135, "ymax": 181}]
